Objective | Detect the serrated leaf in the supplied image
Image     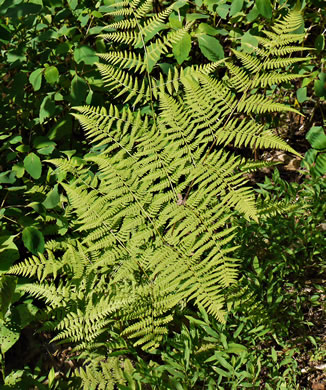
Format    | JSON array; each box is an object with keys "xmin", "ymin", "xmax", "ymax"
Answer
[
  {"xmin": 172, "ymin": 32, "xmax": 191, "ymax": 65},
  {"xmin": 44, "ymin": 66, "xmax": 59, "ymax": 84},
  {"xmin": 22, "ymin": 227, "xmax": 45, "ymax": 255},
  {"xmin": 29, "ymin": 68, "xmax": 43, "ymax": 91},
  {"xmin": 24, "ymin": 153, "xmax": 42, "ymax": 179}
]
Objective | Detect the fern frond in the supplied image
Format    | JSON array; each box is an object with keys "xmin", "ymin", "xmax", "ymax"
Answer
[
  {"xmin": 96, "ymin": 62, "xmax": 151, "ymax": 104},
  {"xmin": 231, "ymin": 49, "xmax": 262, "ymax": 73},
  {"xmin": 19, "ymin": 281, "xmax": 72, "ymax": 308},
  {"xmin": 8, "ymin": 253, "xmax": 62, "ymax": 281},
  {"xmin": 98, "ymin": 51, "xmax": 146, "ymax": 73},
  {"xmin": 10, "ymin": 7, "xmax": 310, "ymax": 387},
  {"xmin": 262, "ymin": 56, "xmax": 309, "ymax": 70},
  {"xmin": 240, "ymin": 159, "xmax": 281, "ymax": 172},
  {"xmin": 99, "ymin": 31, "xmax": 140, "ymax": 45},
  {"xmin": 237, "ymin": 94, "xmax": 301, "ymax": 115},
  {"xmin": 257, "ymin": 199, "xmax": 302, "ymax": 218},
  {"xmin": 103, "ymin": 18, "xmax": 138, "ymax": 31},
  {"xmin": 271, "ymin": 9, "xmax": 304, "ymax": 35},
  {"xmin": 252, "ymin": 72, "xmax": 304, "ymax": 88}
]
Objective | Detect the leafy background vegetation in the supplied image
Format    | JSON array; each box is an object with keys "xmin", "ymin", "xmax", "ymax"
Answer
[{"xmin": 0, "ymin": 0, "xmax": 325, "ymax": 388}]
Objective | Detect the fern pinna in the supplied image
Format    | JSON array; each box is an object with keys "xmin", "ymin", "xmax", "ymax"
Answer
[{"xmin": 9, "ymin": 1, "xmax": 309, "ymax": 387}]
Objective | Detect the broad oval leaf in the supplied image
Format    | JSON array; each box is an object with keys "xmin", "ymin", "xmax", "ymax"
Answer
[
  {"xmin": 44, "ymin": 66, "xmax": 59, "ymax": 84},
  {"xmin": 74, "ymin": 46, "xmax": 99, "ymax": 65},
  {"xmin": 29, "ymin": 68, "xmax": 43, "ymax": 91},
  {"xmin": 0, "ymin": 236, "xmax": 19, "ymax": 274},
  {"xmin": 296, "ymin": 87, "xmax": 307, "ymax": 103},
  {"xmin": 39, "ymin": 95, "xmax": 56, "ymax": 124},
  {"xmin": 23, "ymin": 153, "xmax": 42, "ymax": 179},
  {"xmin": 306, "ymin": 126, "xmax": 326, "ymax": 150},
  {"xmin": 230, "ymin": 0, "xmax": 243, "ymax": 17},
  {"xmin": 42, "ymin": 184, "xmax": 60, "ymax": 209},
  {"xmin": 314, "ymin": 78, "xmax": 326, "ymax": 98},
  {"xmin": 256, "ymin": 0, "xmax": 272, "ymax": 19},
  {"xmin": 0, "ymin": 321, "xmax": 20, "ymax": 354},
  {"xmin": 172, "ymin": 32, "xmax": 191, "ymax": 65},
  {"xmin": 315, "ymin": 34, "xmax": 325, "ymax": 52},
  {"xmin": 198, "ymin": 34, "xmax": 224, "ymax": 61},
  {"xmin": 22, "ymin": 226, "xmax": 45, "ymax": 255}
]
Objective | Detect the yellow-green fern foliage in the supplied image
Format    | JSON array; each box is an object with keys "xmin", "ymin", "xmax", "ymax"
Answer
[{"xmin": 9, "ymin": 0, "xmax": 309, "ymax": 385}]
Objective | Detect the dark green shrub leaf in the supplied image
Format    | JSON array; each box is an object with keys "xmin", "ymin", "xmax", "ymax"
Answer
[
  {"xmin": 0, "ymin": 320, "xmax": 20, "ymax": 354},
  {"xmin": 29, "ymin": 68, "xmax": 43, "ymax": 91},
  {"xmin": 0, "ymin": 275, "xmax": 16, "ymax": 320},
  {"xmin": 296, "ymin": 87, "xmax": 307, "ymax": 103},
  {"xmin": 186, "ymin": 13, "xmax": 209, "ymax": 21},
  {"xmin": 42, "ymin": 185, "xmax": 60, "ymax": 209},
  {"xmin": 22, "ymin": 226, "xmax": 45, "ymax": 255},
  {"xmin": 247, "ymin": 5, "xmax": 259, "ymax": 22},
  {"xmin": 256, "ymin": 0, "xmax": 272, "ymax": 19},
  {"xmin": 315, "ymin": 34, "xmax": 325, "ymax": 51},
  {"xmin": 70, "ymin": 75, "xmax": 88, "ymax": 105},
  {"xmin": 55, "ymin": 42, "xmax": 71, "ymax": 55},
  {"xmin": 33, "ymin": 137, "xmax": 56, "ymax": 155},
  {"xmin": 0, "ymin": 236, "xmax": 19, "ymax": 273},
  {"xmin": 169, "ymin": 12, "xmax": 183, "ymax": 29},
  {"xmin": 9, "ymin": 135, "xmax": 22, "ymax": 144},
  {"xmin": 6, "ymin": 48, "xmax": 26, "ymax": 64},
  {"xmin": 12, "ymin": 301, "xmax": 38, "ymax": 329},
  {"xmin": 172, "ymin": 32, "xmax": 191, "ymax": 65},
  {"xmin": 68, "ymin": 0, "xmax": 78, "ymax": 10},
  {"xmin": 306, "ymin": 126, "xmax": 326, "ymax": 150},
  {"xmin": 198, "ymin": 34, "xmax": 224, "ymax": 61},
  {"xmin": 229, "ymin": 0, "xmax": 243, "ymax": 16},
  {"xmin": 241, "ymin": 32, "xmax": 258, "ymax": 53},
  {"xmin": 12, "ymin": 163, "xmax": 24, "ymax": 178},
  {"xmin": 74, "ymin": 46, "xmax": 99, "ymax": 65},
  {"xmin": 197, "ymin": 22, "xmax": 219, "ymax": 35},
  {"xmin": 44, "ymin": 66, "xmax": 59, "ymax": 84},
  {"xmin": 39, "ymin": 95, "xmax": 56, "ymax": 123},
  {"xmin": 0, "ymin": 171, "xmax": 16, "ymax": 184},
  {"xmin": 314, "ymin": 79, "xmax": 326, "ymax": 98},
  {"xmin": 0, "ymin": 23, "xmax": 11, "ymax": 43},
  {"xmin": 47, "ymin": 116, "xmax": 73, "ymax": 141},
  {"xmin": 28, "ymin": 202, "xmax": 46, "ymax": 217},
  {"xmin": 23, "ymin": 153, "xmax": 42, "ymax": 179},
  {"xmin": 215, "ymin": 4, "xmax": 230, "ymax": 19},
  {"xmin": 33, "ymin": 136, "xmax": 52, "ymax": 148}
]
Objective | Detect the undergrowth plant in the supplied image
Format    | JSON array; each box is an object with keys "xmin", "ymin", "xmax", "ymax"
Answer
[{"xmin": 7, "ymin": 1, "xmax": 311, "ymax": 387}]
